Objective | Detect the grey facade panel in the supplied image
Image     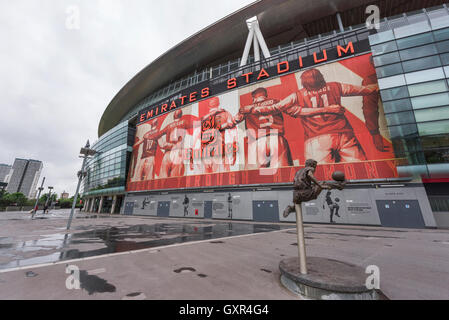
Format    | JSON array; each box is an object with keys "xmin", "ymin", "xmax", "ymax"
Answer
[{"xmin": 123, "ymin": 185, "xmax": 437, "ymax": 228}]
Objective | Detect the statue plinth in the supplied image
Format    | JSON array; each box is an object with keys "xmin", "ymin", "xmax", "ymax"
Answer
[{"xmin": 279, "ymin": 257, "xmax": 386, "ymax": 300}]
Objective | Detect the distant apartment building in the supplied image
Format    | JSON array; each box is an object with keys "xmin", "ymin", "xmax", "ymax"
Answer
[
  {"xmin": 60, "ymin": 191, "xmax": 69, "ymax": 199},
  {"xmin": 6, "ymin": 159, "xmax": 43, "ymax": 199},
  {"xmin": 0, "ymin": 164, "xmax": 13, "ymax": 183}
]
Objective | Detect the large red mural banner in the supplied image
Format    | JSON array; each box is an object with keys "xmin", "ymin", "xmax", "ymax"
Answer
[{"xmin": 127, "ymin": 54, "xmax": 403, "ymax": 192}]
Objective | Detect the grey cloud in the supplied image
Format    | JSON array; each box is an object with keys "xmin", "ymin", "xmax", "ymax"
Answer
[{"xmin": 0, "ymin": 0, "xmax": 255, "ymax": 196}]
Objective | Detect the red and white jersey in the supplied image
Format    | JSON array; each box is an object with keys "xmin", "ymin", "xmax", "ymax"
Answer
[
  {"xmin": 201, "ymin": 108, "xmax": 232, "ymax": 148},
  {"xmin": 233, "ymin": 98, "xmax": 285, "ymax": 139},
  {"xmin": 141, "ymin": 128, "xmax": 160, "ymax": 158},
  {"xmin": 295, "ymin": 82, "xmax": 354, "ymax": 139},
  {"xmin": 161, "ymin": 118, "xmax": 194, "ymax": 147},
  {"xmin": 254, "ymin": 82, "xmax": 376, "ymax": 140}
]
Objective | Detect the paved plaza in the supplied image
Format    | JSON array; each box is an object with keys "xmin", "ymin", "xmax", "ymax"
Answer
[{"xmin": 0, "ymin": 209, "xmax": 448, "ymax": 300}]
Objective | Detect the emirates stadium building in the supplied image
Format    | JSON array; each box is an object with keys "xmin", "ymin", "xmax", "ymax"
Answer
[{"xmin": 81, "ymin": 0, "xmax": 449, "ymax": 229}]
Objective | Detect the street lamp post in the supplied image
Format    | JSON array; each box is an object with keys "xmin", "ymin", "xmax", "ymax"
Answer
[
  {"xmin": 45, "ymin": 186, "xmax": 53, "ymax": 213},
  {"xmin": 66, "ymin": 140, "xmax": 96, "ymax": 230},
  {"xmin": 31, "ymin": 177, "xmax": 45, "ymax": 219}
]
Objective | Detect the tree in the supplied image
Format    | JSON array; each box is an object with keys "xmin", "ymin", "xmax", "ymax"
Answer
[
  {"xmin": 69, "ymin": 194, "xmax": 83, "ymax": 208},
  {"xmin": 59, "ymin": 198, "xmax": 72, "ymax": 208},
  {"xmin": 0, "ymin": 191, "xmax": 10, "ymax": 207},
  {"xmin": 4, "ymin": 193, "xmax": 27, "ymax": 206},
  {"xmin": 39, "ymin": 193, "xmax": 57, "ymax": 204},
  {"xmin": 0, "ymin": 188, "xmax": 6, "ymax": 199}
]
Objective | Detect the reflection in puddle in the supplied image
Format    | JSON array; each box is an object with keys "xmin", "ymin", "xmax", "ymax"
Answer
[{"xmin": 0, "ymin": 222, "xmax": 292, "ymax": 270}]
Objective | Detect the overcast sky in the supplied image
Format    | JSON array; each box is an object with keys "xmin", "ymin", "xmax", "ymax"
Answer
[{"xmin": 0, "ymin": 0, "xmax": 256, "ymax": 196}]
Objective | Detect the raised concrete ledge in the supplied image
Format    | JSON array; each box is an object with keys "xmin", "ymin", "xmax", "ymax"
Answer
[{"xmin": 279, "ymin": 257, "xmax": 384, "ymax": 300}]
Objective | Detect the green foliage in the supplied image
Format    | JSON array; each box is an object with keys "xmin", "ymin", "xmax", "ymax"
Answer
[
  {"xmin": 0, "ymin": 190, "xmax": 9, "ymax": 207},
  {"xmin": 2, "ymin": 192, "xmax": 27, "ymax": 206},
  {"xmin": 26, "ymin": 199, "xmax": 36, "ymax": 206},
  {"xmin": 59, "ymin": 198, "xmax": 73, "ymax": 208},
  {"xmin": 0, "ymin": 188, "xmax": 6, "ymax": 199},
  {"xmin": 39, "ymin": 193, "xmax": 57, "ymax": 205},
  {"xmin": 91, "ymin": 177, "xmax": 125, "ymax": 191},
  {"xmin": 0, "ymin": 189, "xmax": 83, "ymax": 209},
  {"xmin": 59, "ymin": 195, "xmax": 83, "ymax": 209}
]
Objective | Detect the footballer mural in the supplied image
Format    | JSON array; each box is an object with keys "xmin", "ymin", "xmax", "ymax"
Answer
[{"xmin": 128, "ymin": 54, "xmax": 400, "ymax": 192}]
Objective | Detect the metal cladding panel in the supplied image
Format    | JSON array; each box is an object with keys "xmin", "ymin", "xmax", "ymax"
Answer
[
  {"xmin": 376, "ymin": 200, "xmax": 426, "ymax": 228},
  {"xmin": 373, "ymin": 187, "xmax": 436, "ymax": 227},
  {"xmin": 131, "ymin": 194, "xmax": 158, "ymax": 216},
  {"xmin": 253, "ymin": 200, "xmax": 280, "ymax": 222},
  {"xmin": 123, "ymin": 184, "xmax": 436, "ymax": 228}
]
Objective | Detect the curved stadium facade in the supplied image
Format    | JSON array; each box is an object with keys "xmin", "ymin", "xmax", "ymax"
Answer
[{"xmin": 82, "ymin": 0, "xmax": 449, "ymax": 229}]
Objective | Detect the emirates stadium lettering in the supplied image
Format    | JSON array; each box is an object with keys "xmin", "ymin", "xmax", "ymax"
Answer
[{"xmin": 138, "ymin": 41, "xmax": 368, "ymax": 125}]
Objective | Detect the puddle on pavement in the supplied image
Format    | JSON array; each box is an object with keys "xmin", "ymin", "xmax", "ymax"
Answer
[
  {"xmin": 25, "ymin": 271, "xmax": 38, "ymax": 278},
  {"xmin": 260, "ymin": 268, "xmax": 272, "ymax": 273},
  {"xmin": 174, "ymin": 267, "xmax": 196, "ymax": 273},
  {"xmin": 126, "ymin": 292, "xmax": 142, "ymax": 297},
  {"xmin": 0, "ymin": 222, "xmax": 292, "ymax": 270}
]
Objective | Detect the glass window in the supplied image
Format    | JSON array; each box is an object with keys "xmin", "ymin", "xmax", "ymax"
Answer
[
  {"xmin": 411, "ymin": 92, "xmax": 449, "ymax": 109},
  {"xmin": 369, "ymin": 30, "xmax": 395, "ymax": 45},
  {"xmin": 380, "ymin": 86, "xmax": 409, "ymax": 101},
  {"xmin": 421, "ymin": 134, "xmax": 449, "ymax": 149},
  {"xmin": 437, "ymin": 40, "xmax": 449, "ymax": 53},
  {"xmin": 383, "ymin": 98, "xmax": 412, "ymax": 113},
  {"xmin": 399, "ymin": 44, "xmax": 438, "ymax": 61},
  {"xmin": 443, "ymin": 53, "xmax": 449, "ymax": 66},
  {"xmin": 371, "ymin": 41, "xmax": 398, "ymax": 56},
  {"xmin": 402, "ymin": 55, "xmax": 442, "ymax": 73},
  {"xmin": 378, "ymin": 74, "xmax": 406, "ymax": 89},
  {"xmin": 406, "ymin": 152, "xmax": 427, "ymax": 165},
  {"xmin": 444, "ymin": 66, "xmax": 449, "ymax": 78},
  {"xmin": 388, "ymin": 124, "xmax": 418, "ymax": 138},
  {"xmin": 392, "ymin": 138, "xmax": 422, "ymax": 155},
  {"xmin": 386, "ymin": 111, "xmax": 415, "ymax": 126},
  {"xmin": 396, "ymin": 32, "xmax": 433, "ymax": 50},
  {"xmin": 418, "ymin": 119, "xmax": 449, "ymax": 135},
  {"xmin": 424, "ymin": 148, "xmax": 449, "ymax": 163},
  {"xmin": 408, "ymin": 80, "xmax": 448, "ymax": 97},
  {"xmin": 394, "ymin": 22, "xmax": 431, "ymax": 39},
  {"xmin": 373, "ymin": 51, "xmax": 400, "ymax": 67},
  {"xmin": 430, "ymin": 12, "xmax": 449, "ymax": 30},
  {"xmin": 434, "ymin": 27, "xmax": 449, "ymax": 41},
  {"xmin": 376, "ymin": 63, "xmax": 403, "ymax": 78},
  {"xmin": 405, "ymin": 67, "xmax": 445, "ymax": 85},
  {"xmin": 414, "ymin": 106, "xmax": 449, "ymax": 122}
]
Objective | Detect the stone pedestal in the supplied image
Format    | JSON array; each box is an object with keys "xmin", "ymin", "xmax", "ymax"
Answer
[{"xmin": 279, "ymin": 257, "xmax": 385, "ymax": 300}]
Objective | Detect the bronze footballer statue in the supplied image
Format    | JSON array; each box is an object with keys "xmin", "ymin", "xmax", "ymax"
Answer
[{"xmin": 283, "ymin": 159, "xmax": 346, "ymax": 218}]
